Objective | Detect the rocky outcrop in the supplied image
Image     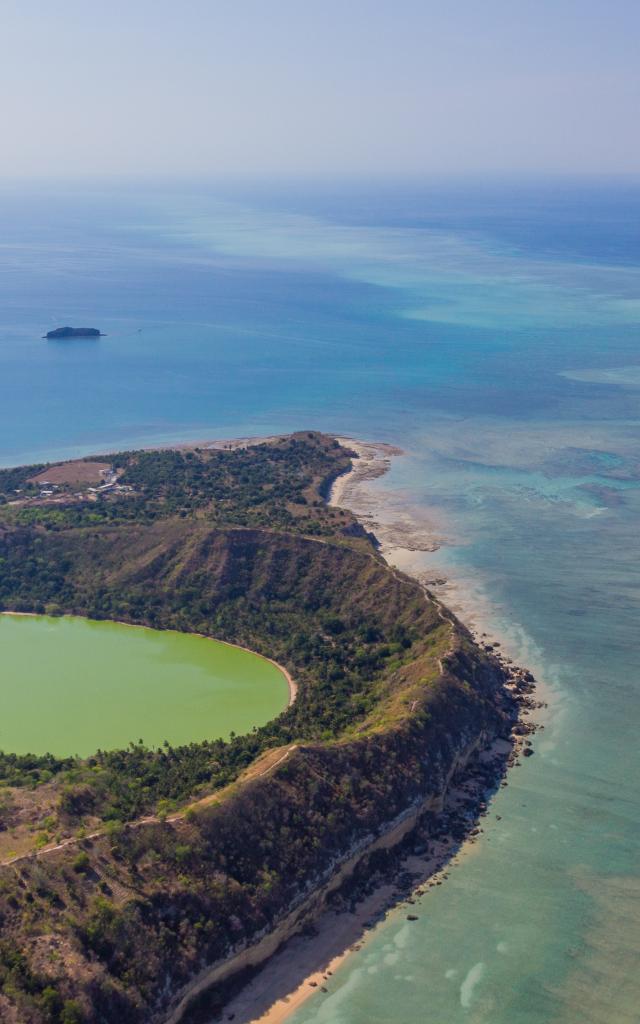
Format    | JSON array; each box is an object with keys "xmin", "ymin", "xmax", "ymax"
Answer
[
  {"xmin": 44, "ymin": 326, "xmax": 101, "ymax": 338},
  {"xmin": 340, "ymin": 520, "xmax": 380, "ymax": 546}
]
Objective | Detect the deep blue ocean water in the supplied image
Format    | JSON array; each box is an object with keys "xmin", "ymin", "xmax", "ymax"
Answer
[{"xmin": 0, "ymin": 179, "xmax": 639, "ymax": 1023}]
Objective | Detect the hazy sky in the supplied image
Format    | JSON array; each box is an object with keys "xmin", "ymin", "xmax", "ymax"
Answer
[{"xmin": 1, "ymin": 0, "xmax": 638, "ymax": 179}]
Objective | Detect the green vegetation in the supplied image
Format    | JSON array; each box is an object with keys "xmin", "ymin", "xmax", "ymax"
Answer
[
  {"xmin": 0, "ymin": 463, "xmax": 45, "ymax": 503},
  {"xmin": 0, "ymin": 434, "xmax": 429, "ymax": 822},
  {"xmin": 0, "ymin": 433, "xmax": 351, "ymax": 533},
  {"xmin": 0, "ymin": 523, "xmax": 436, "ymax": 820},
  {"xmin": 0, "ymin": 432, "xmax": 512, "ymax": 1024}
]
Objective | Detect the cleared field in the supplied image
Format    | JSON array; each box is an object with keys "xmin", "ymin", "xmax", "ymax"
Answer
[{"xmin": 29, "ymin": 460, "xmax": 112, "ymax": 485}]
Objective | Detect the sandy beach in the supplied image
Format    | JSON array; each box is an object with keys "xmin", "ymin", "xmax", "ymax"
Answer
[
  {"xmin": 217, "ymin": 743, "xmax": 513, "ymax": 1024},
  {"xmin": 213, "ymin": 729, "xmax": 534, "ymax": 1024},
  {"xmin": 329, "ymin": 437, "xmax": 447, "ymax": 555},
  {"xmin": 329, "ymin": 439, "xmax": 555, "ymax": 702}
]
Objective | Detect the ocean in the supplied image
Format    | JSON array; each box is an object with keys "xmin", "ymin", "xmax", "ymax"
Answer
[{"xmin": 1, "ymin": 178, "xmax": 639, "ymax": 1023}]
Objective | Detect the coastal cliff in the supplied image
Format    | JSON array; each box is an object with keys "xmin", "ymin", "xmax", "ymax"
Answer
[
  {"xmin": 0, "ymin": 434, "xmax": 519, "ymax": 1024},
  {"xmin": 160, "ymin": 638, "xmax": 509, "ymax": 1024}
]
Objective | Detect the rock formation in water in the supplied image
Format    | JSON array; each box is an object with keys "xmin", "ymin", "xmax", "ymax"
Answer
[{"xmin": 44, "ymin": 326, "xmax": 101, "ymax": 338}]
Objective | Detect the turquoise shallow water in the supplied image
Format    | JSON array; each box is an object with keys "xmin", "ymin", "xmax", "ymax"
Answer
[{"xmin": 0, "ymin": 179, "xmax": 639, "ymax": 1022}]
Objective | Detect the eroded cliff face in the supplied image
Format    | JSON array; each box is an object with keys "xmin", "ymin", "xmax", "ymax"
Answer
[{"xmin": 162, "ymin": 639, "xmax": 512, "ymax": 1023}]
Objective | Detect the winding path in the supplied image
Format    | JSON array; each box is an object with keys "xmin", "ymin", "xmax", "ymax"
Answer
[{"xmin": 3, "ymin": 744, "xmax": 300, "ymax": 868}]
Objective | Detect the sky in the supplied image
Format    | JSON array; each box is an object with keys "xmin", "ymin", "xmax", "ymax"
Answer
[{"xmin": 1, "ymin": 0, "xmax": 638, "ymax": 179}]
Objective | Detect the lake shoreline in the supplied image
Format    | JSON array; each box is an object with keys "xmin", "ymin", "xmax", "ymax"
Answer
[{"xmin": 0, "ymin": 610, "xmax": 296, "ymax": 708}]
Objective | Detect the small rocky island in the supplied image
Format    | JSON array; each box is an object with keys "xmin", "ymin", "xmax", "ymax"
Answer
[{"xmin": 44, "ymin": 326, "xmax": 102, "ymax": 339}]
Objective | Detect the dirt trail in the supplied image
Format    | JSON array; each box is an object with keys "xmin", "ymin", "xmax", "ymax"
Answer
[{"xmin": 3, "ymin": 744, "xmax": 300, "ymax": 868}]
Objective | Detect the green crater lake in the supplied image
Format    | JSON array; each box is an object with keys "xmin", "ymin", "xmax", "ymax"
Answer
[{"xmin": 0, "ymin": 614, "xmax": 289, "ymax": 757}]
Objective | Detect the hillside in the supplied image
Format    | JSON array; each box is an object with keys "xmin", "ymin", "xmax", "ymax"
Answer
[{"xmin": 0, "ymin": 433, "xmax": 516, "ymax": 1024}]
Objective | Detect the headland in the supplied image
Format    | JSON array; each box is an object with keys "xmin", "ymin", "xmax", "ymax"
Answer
[{"xmin": 0, "ymin": 433, "xmax": 540, "ymax": 1024}]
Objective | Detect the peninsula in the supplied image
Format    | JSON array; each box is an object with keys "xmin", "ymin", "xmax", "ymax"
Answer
[
  {"xmin": 0, "ymin": 433, "xmax": 536, "ymax": 1024},
  {"xmin": 44, "ymin": 326, "xmax": 102, "ymax": 339}
]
